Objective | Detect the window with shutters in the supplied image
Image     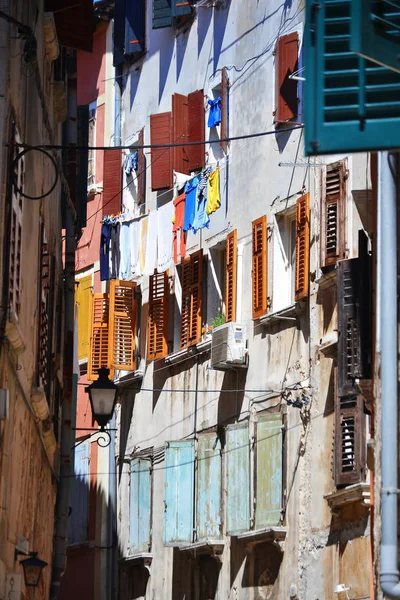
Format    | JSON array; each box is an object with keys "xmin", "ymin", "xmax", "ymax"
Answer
[
  {"xmin": 206, "ymin": 245, "xmax": 226, "ymax": 334},
  {"xmin": 150, "ymin": 112, "xmax": 172, "ymax": 191},
  {"xmin": 113, "ymin": 0, "xmax": 146, "ymax": 65},
  {"xmin": 129, "ymin": 457, "xmax": 152, "ymax": 554},
  {"xmin": 321, "ymin": 160, "xmax": 347, "ymax": 269},
  {"xmin": 109, "ymin": 280, "xmax": 137, "ymax": 371},
  {"xmin": 226, "ymin": 422, "xmax": 250, "ymax": 535},
  {"xmin": 255, "ymin": 413, "xmax": 283, "ymax": 528},
  {"xmin": 180, "ymin": 250, "xmax": 203, "ymax": 349},
  {"xmin": 76, "ymin": 273, "xmax": 93, "ymax": 362},
  {"xmin": 252, "ymin": 216, "xmax": 267, "ymax": 319},
  {"xmin": 334, "ymin": 394, "xmax": 366, "ymax": 487},
  {"xmin": 148, "ymin": 271, "xmax": 168, "ymax": 360},
  {"xmin": 102, "ymin": 149, "xmax": 122, "ymax": 217},
  {"xmin": 152, "ymin": 0, "xmax": 193, "ymax": 30},
  {"xmin": 123, "ymin": 128, "xmax": 146, "ymax": 214},
  {"xmin": 171, "ymin": 91, "xmax": 205, "ymax": 175},
  {"xmin": 9, "ymin": 126, "xmax": 24, "ymax": 319},
  {"xmin": 225, "ymin": 230, "xmax": 237, "ymax": 323},
  {"xmin": 87, "ymin": 102, "xmax": 96, "ymax": 187},
  {"xmin": 88, "ymin": 293, "xmax": 111, "ymax": 381},
  {"xmin": 275, "ymin": 31, "xmax": 300, "ymax": 124}
]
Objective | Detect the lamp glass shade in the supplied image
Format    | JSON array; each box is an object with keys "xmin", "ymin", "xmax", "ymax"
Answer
[
  {"xmin": 86, "ymin": 368, "xmax": 118, "ymax": 428},
  {"xmin": 21, "ymin": 554, "xmax": 47, "ymax": 587}
]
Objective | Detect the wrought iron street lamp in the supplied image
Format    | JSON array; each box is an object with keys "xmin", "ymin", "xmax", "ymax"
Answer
[{"xmin": 18, "ymin": 552, "xmax": 48, "ymax": 587}]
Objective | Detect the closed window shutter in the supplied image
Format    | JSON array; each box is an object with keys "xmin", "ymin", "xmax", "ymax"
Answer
[
  {"xmin": 129, "ymin": 458, "xmax": 152, "ymax": 553},
  {"xmin": 196, "ymin": 433, "xmax": 222, "ymax": 541},
  {"xmin": 125, "ymin": 0, "xmax": 146, "ymax": 55},
  {"xmin": 295, "ymin": 193, "xmax": 310, "ymax": 301},
  {"xmin": 226, "ymin": 230, "xmax": 237, "ymax": 323},
  {"xmin": 335, "ymin": 394, "xmax": 365, "ymax": 487},
  {"xmin": 172, "ymin": 93, "xmax": 189, "ymax": 175},
  {"xmin": 255, "ymin": 414, "xmax": 283, "ymax": 528},
  {"xmin": 275, "ymin": 32, "xmax": 299, "ymax": 123},
  {"xmin": 148, "ymin": 271, "xmax": 168, "ymax": 360},
  {"xmin": 321, "ymin": 160, "xmax": 346, "ymax": 268},
  {"xmin": 88, "ymin": 293, "xmax": 110, "ymax": 381},
  {"xmin": 150, "ymin": 112, "xmax": 172, "ymax": 191},
  {"xmin": 187, "ymin": 90, "xmax": 205, "ymax": 172},
  {"xmin": 153, "ymin": 0, "xmax": 173, "ymax": 29},
  {"xmin": 180, "ymin": 250, "xmax": 203, "ymax": 349},
  {"xmin": 137, "ymin": 127, "xmax": 145, "ymax": 206},
  {"xmin": 220, "ymin": 67, "xmax": 229, "ymax": 152},
  {"xmin": 226, "ymin": 423, "xmax": 250, "ymax": 535},
  {"xmin": 102, "ymin": 149, "xmax": 122, "ymax": 217},
  {"xmin": 77, "ymin": 275, "xmax": 93, "ymax": 361},
  {"xmin": 172, "ymin": 0, "xmax": 192, "ymax": 17},
  {"xmin": 109, "ymin": 280, "xmax": 137, "ymax": 371},
  {"xmin": 252, "ymin": 216, "xmax": 267, "ymax": 319}
]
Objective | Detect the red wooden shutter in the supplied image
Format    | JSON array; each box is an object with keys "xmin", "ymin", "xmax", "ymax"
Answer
[
  {"xmin": 321, "ymin": 160, "xmax": 347, "ymax": 268},
  {"xmin": 172, "ymin": 93, "xmax": 189, "ymax": 175},
  {"xmin": 88, "ymin": 293, "xmax": 111, "ymax": 381},
  {"xmin": 220, "ymin": 68, "xmax": 229, "ymax": 152},
  {"xmin": 137, "ymin": 127, "xmax": 145, "ymax": 207},
  {"xmin": 275, "ymin": 32, "xmax": 299, "ymax": 123},
  {"xmin": 102, "ymin": 149, "xmax": 122, "ymax": 216},
  {"xmin": 109, "ymin": 280, "xmax": 137, "ymax": 370},
  {"xmin": 150, "ymin": 112, "xmax": 172, "ymax": 190},
  {"xmin": 148, "ymin": 271, "xmax": 168, "ymax": 360},
  {"xmin": 226, "ymin": 230, "xmax": 237, "ymax": 323},
  {"xmin": 252, "ymin": 216, "xmax": 267, "ymax": 319},
  {"xmin": 187, "ymin": 90, "xmax": 205, "ymax": 172},
  {"xmin": 295, "ymin": 193, "xmax": 310, "ymax": 301},
  {"xmin": 335, "ymin": 394, "xmax": 366, "ymax": 487},
  {"xmin": 180, "ymin": 250, "xmax": 203, "ymax": 348}
]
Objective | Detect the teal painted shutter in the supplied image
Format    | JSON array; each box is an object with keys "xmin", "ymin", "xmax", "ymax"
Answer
[
  {"xmin": 163, "ymin": 441, "xmax": 194, "ymax": 545},
  {"xmin": 226, "ymin": 423, "xmax": 250, "ymax": 535},
  {"xmin": 69, "ymin": 442, "xmax": 90, "ymax": 544},
  {"xmin": 113, "ymin": 0, "xmax": 126, "ymax": 65},
  {"xmin": 153, "ymin": 0, "xmax": 172, "ymax": 29},
  {"xmin": 129, "ymin": 458, "xmax": 152, "ymax": 553},
  {"xmin": 172, "ymin": 0, "xmax": 192, "ymax": 18},
  {"xmin": 125, "ymin": 0, "xmax": 146, "ymax": 55},
  {"xmin": 255, "ymin": 414, "xmax": 283, "ymax": 528},
  {"xmin": 77, "ymin": 105, "xmax": 89, "ymax": 227},
  {"xmin": 305, "ymin": 0, "xmax": 400, "ymax": 154},
  {"xmin": 197, "ymin": 434, "xmax": 222, "ymax": 540}
]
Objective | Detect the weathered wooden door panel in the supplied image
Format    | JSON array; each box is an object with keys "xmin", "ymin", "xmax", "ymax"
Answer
[
  {"xmin": 164, "ymin": 441, "xmax": 194, "ymax": 545},
  {"xmin": 255, "ymin": 414, "xmax": 283, "ymax": 528},
  {"xmin": 226, "ymin": 423, "xmax": 250, "ymax": 535},
  {"xmin": 197, "ymin": 434, "xmax": 222, "ymax": 540},
  {"xmin": 130, "ymin": 458, "xmax": 151, "ymax": 553}
]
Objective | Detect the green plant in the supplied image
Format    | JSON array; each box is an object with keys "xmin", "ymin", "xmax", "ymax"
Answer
[{"xmin": 211, "ymin": 313, "xmax": 226, "ymax": 328}]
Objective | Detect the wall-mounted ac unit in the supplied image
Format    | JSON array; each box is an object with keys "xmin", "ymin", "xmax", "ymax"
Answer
[{"xmin": 211, "ymin": 322, "xmax": 247, "ymax": 370}]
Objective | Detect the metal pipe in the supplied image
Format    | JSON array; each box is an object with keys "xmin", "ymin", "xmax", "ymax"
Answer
[{"xmin": 379, "ymin": 151, "xmax": 400, "ymax": 599}]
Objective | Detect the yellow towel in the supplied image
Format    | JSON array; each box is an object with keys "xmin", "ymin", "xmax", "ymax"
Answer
[{"xmin": 206, "ymin": 168, "xmax": 221, "ymax": 215}]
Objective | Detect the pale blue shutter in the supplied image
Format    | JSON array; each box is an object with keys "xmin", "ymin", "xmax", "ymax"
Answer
[
  {"xmin": 129, "ymin": 458, "xmax": 152, "ymax": 553},
  {"xmin": 197, "ymin": 434, "xmax": 222, "ymax": 540},
  {"xmin": 163, "ymin": 441, "xmax": 194, "ymax": 545},
  {"xmin": 255, "ymin": 414, "xmax": 283, "ymax": 528},
  {"xmin": 69, "ymin": 442, "xmax": 90, "ymax": 544},
  {"xmin": 226, "ymin": 423, "xmax": 250, "ymax": 535}
]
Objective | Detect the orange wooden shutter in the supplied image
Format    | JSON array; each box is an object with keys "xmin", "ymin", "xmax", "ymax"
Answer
[
  {"xmin": 252, "ymin": 216, "xmax": 267, "ymax": 319},
  {"xmin": 226, "ymin": 230, "xmax": 237, "ymax": 323},
  {"xmin": 150, "ymin": 112, "xmax": 172, "ymax": 190},
  {"xmin": 172, "ymin": 93, "xmax": 189, "ymax": 175},
  {"xmin": 102, "ymin": 149, "xmax": 122, "ymax": 216},
  {"xmin": 109, "ymin": 280, "xmax": 137, "ymax": 370},
  {"xmin": 187, "ymin": 90, "xmax": 205, "ymax": 172},
  {"xmin": 275, "ymin": 32, "xmax": 299, "ymax": 123},
  {"xmin": 321, "ymin": 160, "xmax": 346, "ymax": 268},
  {"xmin": 88, "ymin": 293, "xmax": 110, "ymax": 381},
  {"xmin": 295, "ymin": 193, "xmax": 310, "ymax": 301},
  {"xmin": 148, "ymin": 271, "xmax": 168, "ymax": 360},
  {"xmin": 220, "ymin": 68, "xmax": 229, "ymax": 152},
  {"xmin": 180, "ymin": 250, "xmax": 203, "ymax": 349}
]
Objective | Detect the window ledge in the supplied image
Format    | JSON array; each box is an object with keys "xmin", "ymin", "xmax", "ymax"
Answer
[
  {"xmin": 235, "ymin": 526, "xmax": 287, "ymax": 551},
  {"xmin": 87, "ymin": 183, "xmax": 103, "ymax": 196},
  {"xmin": 260, "ymin": 304, "xmax": 299, "ymax": 327},
  {"xmin": 196, "ymin": 338, "xmax": 212, "ymax": 352},
  {"xmin": 179, "ymin": 539, "xmax": 224, "ymax": 559},
  {"xmin": 324, "ymin": 483, "xmax": 370, "ymax": 510},
  {"xmin": 165, "ymin": 346, "xmax": 199, "ymax": 365},
  {"xmin": 315, "ymin": 268, "xmax": 336, "ymax": 289},
  {"xmin": 318, "ymin": 333, "xmax": 338, "ymax": 358},
  {"xmin": 115, "ymin": 369, "xmax": 145, "ymax": 387},
  {"xmin": 120, "ymin": 552, "xmax": 152, "ymax": 566}
]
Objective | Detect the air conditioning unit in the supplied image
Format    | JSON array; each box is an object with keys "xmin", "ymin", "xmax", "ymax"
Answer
[{"xmin": 211, "ymin": 322, "xmax": 247, "ymax": 370}]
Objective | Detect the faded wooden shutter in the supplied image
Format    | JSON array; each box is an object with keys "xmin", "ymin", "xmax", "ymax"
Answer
[
  {"xmin": 321, "ymin": 161, "xmax": 346, "ymax": 268},
  {"xmin": 137, "ymin": 127, "xmax": 145, "ymax": 206},
  {"xmin": 226, "ymin": 423, "xmax": 250, "ymax": 535},
  {"xmin": 125, "ymin": 0, "xmax": 146, "ymax": 55},
  {"xmin": 148, "ymin": 271, "xmax": 168, "ymax": 360},
  {"xmin": 220, "ymin": 67, "xmax": 229, "ymax": 152},
  {"xmin": 150, "ymin": 112, "xmax": 172, "ymax": 190},
  {"xmin": 88, "ymin": 293, "xmax": 110, "ymax": 381},
  {"xmin": 252, "ymin": 216, "xmax": 267, "ymax": 319},
  {"xmin": 275, "ymin": 32, "xmax": 299, "ymax": 123},
  {"xmin": 76, "ymin": 275, "xmax": 92, "ymax": 361},
  {"xmin": 109, "ymin": 280, "xmax": 136, "ymax": 370},
  {"xmin": 129, "ymin": 458, "xmax": 152, "ymax": 553},
  {"xmin": 102, "ymin": 149, "xmax": 122, "ymax": 216},
  {"xmin": 226, "ymin": 230, "xmax": 237, "ymax": 323},
  {"xmin": 69, "ymin": 442, "xmax": 90, "ymax": 544},
  {"xmin": 335, "ymin": 394, "xmax": 365, "ymax": 487},
  {"xmin": 295, "ymin": 193, "xmax": 310, "ymax": 301},
  {"xmin": 172, "ymin": 0, "xmax": 192, "ymax": 17},
  {"xmin": 163, "ymin": 440, "xmax": 195, "ymax": 545},
  {"xmin": 197, "ymin": 433, "xmax": 222, "ymax": 541},
  {"xmin": 180, "ymin": 250, "xmax": 203, "ymax": 349},
  {"xmin": 153, "ymin": 0, "xmax": 172, "ymax": 29},
  {"xmin": 172, "ymin": 93, "xmax": 189, "ymax": 175},
  {"xmin": 187, "ymin": 90, "xmax": 205, "ymax": 172},
  {"xmin": 255, "ymin": 414, "xmax": 283, "ymax": 528}
]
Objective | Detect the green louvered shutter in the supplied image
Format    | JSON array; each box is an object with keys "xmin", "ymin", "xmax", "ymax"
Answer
[
  {"xmin": 351, "ymin": 0, "xmax": 400, "ymax": 74},
  {"xmin": 153, "ymin": 0, "xmax": 172, "ymax": 29},
  {"xmin": 172, "ymin": 0, "xmax": 192, "ymax": 18},
  {"xmin": 305, "ymin": 0, "xmax": 400, "ymax": 154}
]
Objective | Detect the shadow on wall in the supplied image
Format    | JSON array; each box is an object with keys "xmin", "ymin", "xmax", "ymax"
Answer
[
  {"xmin": 231, "ymin": 537, "xmax": 283, "ymax": 598},
  {"xmin": 172, "ymin": 549, "xmax": 221, "ymax": 600}
]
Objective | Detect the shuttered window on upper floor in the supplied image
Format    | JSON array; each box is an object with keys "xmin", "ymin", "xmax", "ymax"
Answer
[
  {"xmin": 137, "ymin": 128, "xmax": 146, "ymax": 207},
  {"xmin": 102, "ymin": 149, "xmax": 122, "ymax": 217},
  {"xmin": 295, "ymin": 193, "xmax": 310, "ymax": 301},
  {"xmin": 130, "ymin": 458, "xmax": 152, "ymax": 553},
  {"xmin": 275, "ymin": 31, "xmax": 299, "ymax": 124},
  {"xmin": 255, "ymin": 414, "xmax": 283, "ymax": 528},
  {"xmin": 9, "ymin": 124, "xmax": 24, "ymax": 319},
  {"xmin": 226, "ymin": 422, "xmax": 250, "ymax": 535},
  {"xmin": 172, "ymin": 91, "xmax": 205, "ymax": 175},
  {"xmin": 113, "ymin": 0, "xmax": 146, "ymax": 65},
  {"xmin": 150, "ymin": 112, "xmax": 172, "ymax": 191},
  {"xmin": 76, "ymin": 274, "xmax": 93, "ymax": 361},
  {"xmin": 321, "ymin": 160, "xmax": 347, "ymax": 269},
  {"xmin": 180, "ymin": 250, "xmax": 203, "ymax": 348},
  {"xmin": 225, "ymin": 230, "xmax": 237, "ymax": 323},
  {"xmin": 148, "ymin": 271, "xmax": 169, "ymax": 360},
  {"xmin": 252, "ymin": 216, "xmax": 267, "ymax": 319},
  {"xmin": 88, "ymin": 293, "xmax": 111, "ymax": 380},
  {"xmin": 153, "ymin": 0, "xmax": 193, "ymax": 29},
  {"xmin": 109, "ymin": 280, "xmax": 137, "ymax": 371}
]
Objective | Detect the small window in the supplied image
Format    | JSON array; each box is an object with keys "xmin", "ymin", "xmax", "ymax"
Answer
[
  {"xmin": 273, "ymin": 208, "xmax": 297, "ymax": 311},
  {"xmin": 275, "ymin": 31, "xmax": 299, "ymax": 124},
  {"xmin": 206, "ymin": 245, "xmax": 226, "ymax": 332}
]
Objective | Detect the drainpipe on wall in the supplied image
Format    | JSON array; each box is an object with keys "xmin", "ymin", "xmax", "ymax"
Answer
[{"xmin": 378, "ymin": 151, "xmax": 400, "ymax": 599}]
